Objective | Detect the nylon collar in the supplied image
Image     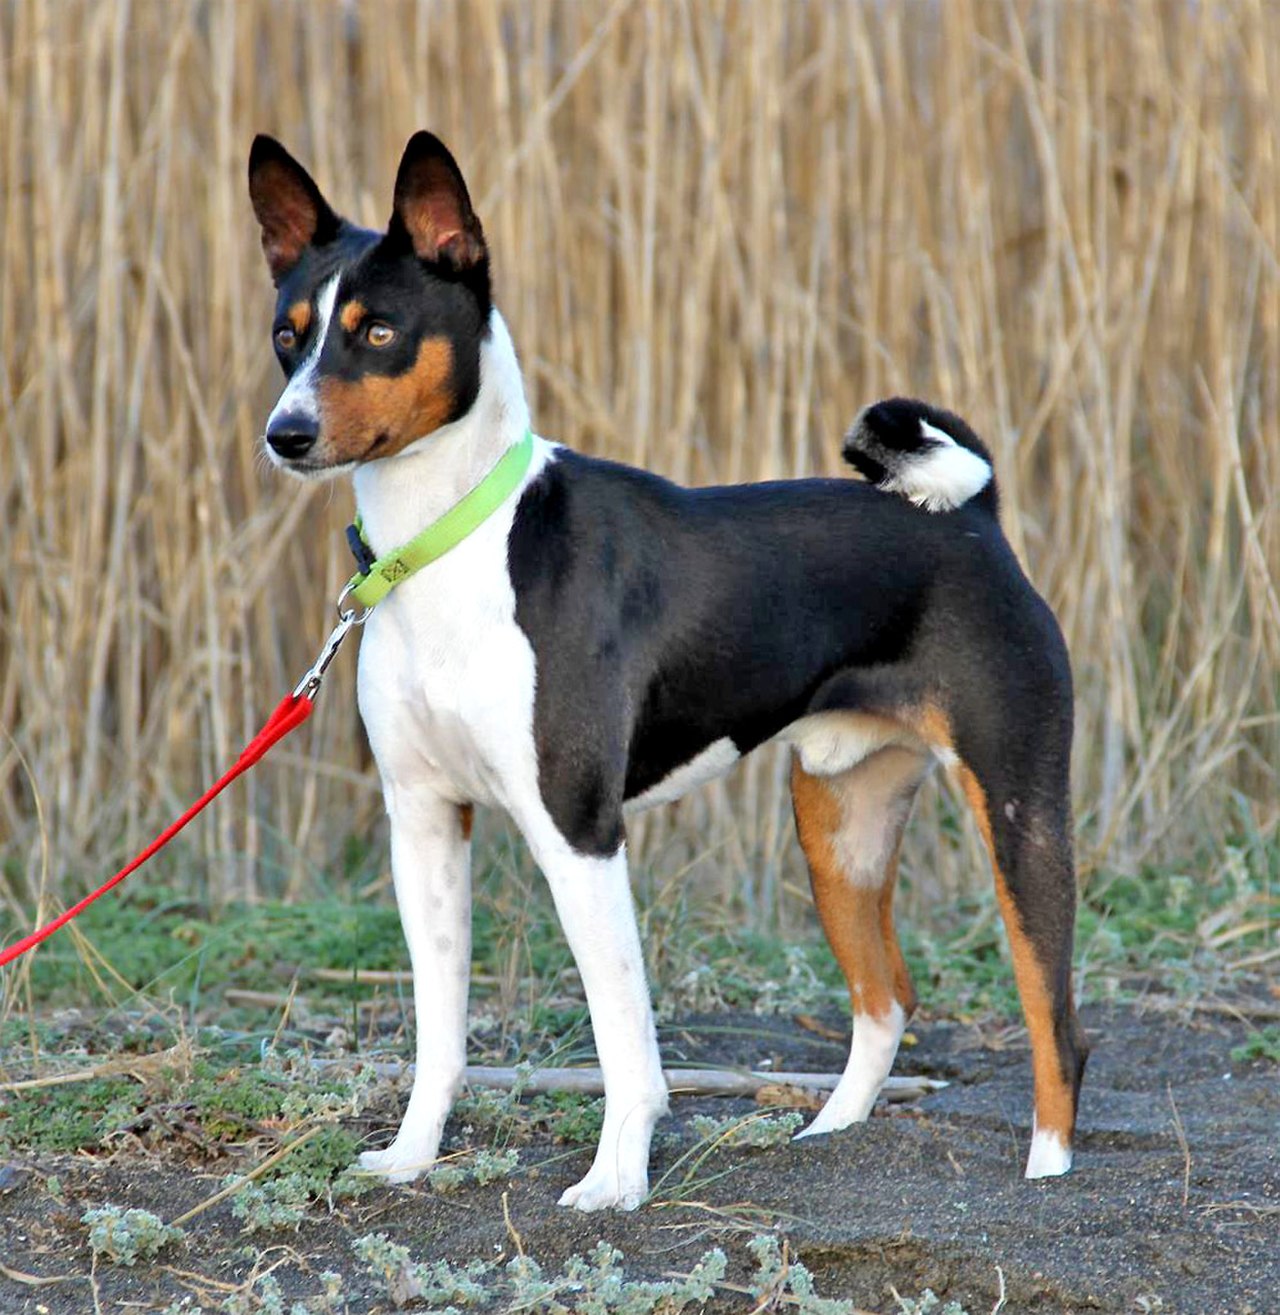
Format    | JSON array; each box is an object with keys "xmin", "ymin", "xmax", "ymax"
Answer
[{"xmin": 345, "ymin": 429, "xmax": 534, "ymax": 609}]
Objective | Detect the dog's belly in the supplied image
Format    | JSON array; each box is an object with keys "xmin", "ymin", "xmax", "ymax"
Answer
[
  {"xmin": 623, "ymin": 737, "xmax": 740, "ymax": 812},
  {"xmin": 622, "ymin": 711, "xmax": 935, "ymax": 816}
]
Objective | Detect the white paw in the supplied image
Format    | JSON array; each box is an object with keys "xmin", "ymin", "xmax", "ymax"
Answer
[
  {"xmin": 558, "ymin": 1165, "xmax": 648, "ymax": 1212},
  {"xmin": 358, "ymin": 1143, "xmax": 437, "ymax": 1184},
  {"xmin": 794, "ymin": 1092, "xmax": 875, "ymax": 1140},
  {"xmin": 1025, "ymin": 1128, "xmax": 1073, "ymax": 1179}
]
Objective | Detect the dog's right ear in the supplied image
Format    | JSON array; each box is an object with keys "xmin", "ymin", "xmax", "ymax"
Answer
[{"xmin": 248, "ymin": 136, "xmax": 340, "ymax": 284}]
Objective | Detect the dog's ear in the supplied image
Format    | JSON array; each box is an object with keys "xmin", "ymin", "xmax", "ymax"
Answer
[
  {"xmin": 387, "ymin": 131, "xmax": 486, "ymax": 270},
  {"xmin": 248, "ymin": 135, "xmax": 340, "ymax": 284}
]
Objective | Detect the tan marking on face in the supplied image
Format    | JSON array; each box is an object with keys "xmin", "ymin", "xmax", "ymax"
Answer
[
  {"xmin": 339, "ymin": 300, "xmax": 366, "ymax": 333},
  {"xmin": 458, "ymin": 803, "xmax": 474, "ymax": 841},
  {"xmin": 317, "ymin": 336, "xmax": 454, "ymax": 464},
  {"xmin": 286, "ymin": 301, "xmax": 311, "ymax": 335}
]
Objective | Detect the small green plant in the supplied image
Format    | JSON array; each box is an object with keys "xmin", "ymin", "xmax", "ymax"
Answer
[
  {"xmin": 228, "ymin": 1174, "xmax": 313, "ymax": 1232},
  {"xmin": 688, "ymin": 1111, "xmax": 804, "ymax": 1150},
  {"xmin": 354, "ymin": 1230, "xmax": 853, "ymax": 1314},
  {"xmin": 0, "ymin": 1077, "xmax": 140, "ymax": 1152},
  {"xmin": 1231, "ymin": 1027, "xmax": 1280, "ymax": 1064},
  {"xmin": 529, "ymin": 1091, "xmax": 607, "ymax": 1145},
  {"xmin": 82, "ymin": 1205, "xmax": 185, "ymax": 1265},
  {"xmin": 226, "ymin": 1126, "xmax": 363, "ymax": 1230},
  {"xmin": 746, "ymin": 1234, "xmax": 854, "ymax": 1315},
  {"xmin": 353, "ymin": 1232, "xmax": 493, "ymax": 1307},
  {"xmin": 220, "ymin": 1270, "xmax": 345, "ymax": 1315},
  {"xmin": 427, "ymin": 1146, "xmax": 521, "ymax": 1192},
  {"xmin": 472, "ymin": 1146, "xmax": 521, "ymax": 1184}
]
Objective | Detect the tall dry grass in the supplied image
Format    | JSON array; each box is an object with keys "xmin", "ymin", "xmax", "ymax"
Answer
[{"xmin": 1, "ymin": 0, "xmax": 1276, "ymax": 933}]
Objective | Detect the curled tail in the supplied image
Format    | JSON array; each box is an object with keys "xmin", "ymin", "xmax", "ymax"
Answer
[{"xmin": 843, "ymin": 397, "xmax": 997, "ymax": 515}]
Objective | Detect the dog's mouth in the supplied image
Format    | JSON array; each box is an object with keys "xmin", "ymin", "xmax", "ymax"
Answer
[
  {"xmin": 264, "ymin": 444, "xmax": 355, "ymax": 482},
  {"xmin": 264, "ymin": 429, "xmax": 403, "ymax": 480}
]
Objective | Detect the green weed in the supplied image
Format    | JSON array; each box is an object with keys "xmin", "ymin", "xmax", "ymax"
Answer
[
  {"xmin": 890, "ymin": 1289, "xmax": 970, "ymax": 1315},
  {"xmin": 0, "ymin": 1076, "xmax": 141, "ymax": 1152},
  {"xmin": 225, "ymin": 1125, "xmax": 363, "ymax": 1231},
  {"xmin": 427, "ymin": 1146, "xmax": 520, "ymax": 1193},
  {"xmin": 82, "ymin": 1205, "xmax": 185, "ymax": 1265},
  {"xmin": 1231, "ymin": 1028, "xmax": 1280, "ymax": 1065},
  {"xmin": 688, "ymin": 1111, "xmax": 805, "ymax": 1150}
]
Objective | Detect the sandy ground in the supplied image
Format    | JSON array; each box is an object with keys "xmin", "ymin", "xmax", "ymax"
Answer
[{"xmin": 1, "ymin": 1001, "xmax": 1276, "ymax": 1314}]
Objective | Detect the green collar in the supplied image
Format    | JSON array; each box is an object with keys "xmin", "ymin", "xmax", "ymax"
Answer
[{"xmin": 345, "ymin": 430, "xmax": 534, "ymax": 609}]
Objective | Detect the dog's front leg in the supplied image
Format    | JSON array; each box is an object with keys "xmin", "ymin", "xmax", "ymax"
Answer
[
  {"xmin": 358, "ymin": 786, "xmax": 471, "ymax": 1183},
  {"xmin": 529, "ymin": 835, "xmax": 668, "ymax": 1211}
]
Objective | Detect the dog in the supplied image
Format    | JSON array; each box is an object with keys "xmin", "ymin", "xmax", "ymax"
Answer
[{"xmin": 248, "ymin": 130, "xmax": 1088, "ymax": 1211}]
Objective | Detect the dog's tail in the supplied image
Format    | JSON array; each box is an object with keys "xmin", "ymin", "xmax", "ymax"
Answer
[{"xmin": 842, "ymin": 397, "xmax": 997, "ymax": 516}]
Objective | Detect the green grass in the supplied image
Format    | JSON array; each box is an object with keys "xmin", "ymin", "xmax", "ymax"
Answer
[
  {"xmin": 4, "ymin": 824, "xmax": 1273, "ymax": 1025},
  {"xmin": 0, "ymin": 1076, "xmax": 142, "ymax": 1152}
]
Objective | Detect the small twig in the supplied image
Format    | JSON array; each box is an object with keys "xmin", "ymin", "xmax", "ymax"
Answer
[
  {"xmin": 501, "ymin": 1189, "xmax": 526, "ymax": 1260},
  {"xmin": 0, "ymin": 1041, "xmax": 190, "ymax": 1093},
  {"xmin": 158, "ymin": 1265, "xmax": 245, "ymax": 1295},
  {"xmin": 307, "ymin": 967, "xmax": 412, "ymax": 985},
  {"xmin": 168, "ymin": 1125, "xmax": 323, "ymax": 1228},
  {"xmin": 991, "ymin": 1264, "xmax": 1008, "ymax": 1314},
  {"xmin": 89, "ymin": 1254, "xmax": 103, "ymax": 1315},
  {"xmin": 1166, "ymin": 1082, "xmax": 1191, "ymax": 1207},
  {"xmin": 0, "ymin": 1261, "xmax": 84, "ymax": 1287}
]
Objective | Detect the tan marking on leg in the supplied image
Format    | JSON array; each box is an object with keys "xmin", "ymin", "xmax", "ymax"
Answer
[
  {"xmin": 318, "ymin": 336, "xmax": 454, "ymax": 463},
  {"xmin": 956, "ymin": 763, "xmax": 1076, "ymax": 1143},
  {"xmin": 908, "ymin": 702, "xmax": 957, "ymax": 759},
  {"xmin": 457, "ymin": 803, "xmax": 474, "ymax": 841},
  {"xmin": 791, "ymin": 750, "xmax": 925, "ymax": 1020},
  {"xmin": 339, "ymin": 299, "xmax": 367, "ymax": 333},
  {"xmin": 879, "ymin": 851, "xmax": 916, "ymax": 1016},
  {"xmin": 286, "ymin": 301, "xmax": 312, "ymax": 335}
]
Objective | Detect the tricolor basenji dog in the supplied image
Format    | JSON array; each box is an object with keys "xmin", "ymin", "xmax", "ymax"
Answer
[{"xmin": 249, "ymin": 130, "xmax": 1087, "ymax": 1210}]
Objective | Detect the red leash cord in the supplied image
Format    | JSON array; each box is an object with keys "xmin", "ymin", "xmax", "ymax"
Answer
[{"xmin": 0, "ymin": 596, "xmax": 365, "ymax": 969}]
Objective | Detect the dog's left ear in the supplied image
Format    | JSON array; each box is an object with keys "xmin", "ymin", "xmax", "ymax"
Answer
[{"xmin": 388, "ymin": 131, "xmax": 486, "ymax": 270}]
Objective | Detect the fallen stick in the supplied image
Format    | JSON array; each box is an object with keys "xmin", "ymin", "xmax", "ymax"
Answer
[
  {"xmin": 325, "ymin": 1061, "xmax": 946, "ymax": 1102},
  {"xmin": 1139, "ymin": 996, "xmax": 1280, "ymax": 1022}
]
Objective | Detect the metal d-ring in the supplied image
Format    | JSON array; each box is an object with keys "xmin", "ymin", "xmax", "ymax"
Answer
[
  {"xmin": 291, "ymin": 585, "xmax": 373, "ymax": 700},
  {"xmin": 335, "ymin": 581, "xmax": 375, "ymax": 626}
]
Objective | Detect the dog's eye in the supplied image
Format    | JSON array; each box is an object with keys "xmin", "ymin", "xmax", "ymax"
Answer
[
  {"xmin": 274, "ymin": 326, "xmax": 297, "ymax": 352},
  {"xmin": 366, "ymin": 322, "xmax": 395, "ymax": 348}
]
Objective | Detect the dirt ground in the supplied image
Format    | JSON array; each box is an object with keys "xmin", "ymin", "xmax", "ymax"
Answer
[{"xmin": 1, "ymin": 1000, "xmax": 1276, "ymax": 1314}]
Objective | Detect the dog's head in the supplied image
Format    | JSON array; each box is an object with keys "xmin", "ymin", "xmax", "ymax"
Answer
[{"xmin": 248, "ymin": 132, "xmax": 491, "ymax": 478}]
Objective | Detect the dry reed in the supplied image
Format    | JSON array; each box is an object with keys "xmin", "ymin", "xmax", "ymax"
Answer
[{"xmin": 0, "ymin": 0, "xmax": 1276, "ymax": 932}]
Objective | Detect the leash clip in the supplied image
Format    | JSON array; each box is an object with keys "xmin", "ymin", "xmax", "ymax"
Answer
[{"xmin": 292, "ymin": 584, "xmax": 373, "ymax": 700}]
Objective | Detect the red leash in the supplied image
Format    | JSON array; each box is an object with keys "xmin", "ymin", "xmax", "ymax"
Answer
[{"xmin": 0, "ymin": 596, "xmax": 365, "ymax": 969}]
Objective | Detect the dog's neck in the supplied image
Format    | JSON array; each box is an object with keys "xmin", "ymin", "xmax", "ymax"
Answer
[{"xmin": 351, "ymin": 309, "xmax": 532, "ymax": 558}]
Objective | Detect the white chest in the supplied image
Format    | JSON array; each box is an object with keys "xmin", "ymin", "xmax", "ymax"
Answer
[{"xmin": 354, "ymin": 516, "xmax": 540, "ymax": 812}]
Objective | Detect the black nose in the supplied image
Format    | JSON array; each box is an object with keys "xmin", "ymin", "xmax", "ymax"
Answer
[{"xmin": 266, "ymin": 413, "xmax": 318, "ymax": 459}]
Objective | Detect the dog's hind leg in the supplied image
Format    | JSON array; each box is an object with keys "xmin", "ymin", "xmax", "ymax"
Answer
[
  {"xmin": 791, "ymin": 745, "xmax": 929, "ymax": 1137},
  {"xmin": 358, "ymin": 786, "xmax": 473, "ymax": 1183},
  {"xmin": 948, "ymin": 751, "xmax": 1087, "ymax": 1178}
]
